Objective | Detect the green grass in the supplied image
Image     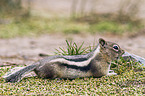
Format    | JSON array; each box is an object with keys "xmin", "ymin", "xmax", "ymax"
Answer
[
  {"xmin": 55, "ymin": 40, "xmax": 95, "ymax": 55},
  {"xmin": 0, "ymin": 16, "xmax": 144, "ymax": 38},
  {"xmin": 89, "ymin": 21, "xmax": 136, "ymax": 34},
  {"xmin": 0, "ymin": 17, "xmax": 89, "ymax": 38},
  {"xmin": 0, "ymin": 66, "xmax": 144, "ymax": 95},
  {"xmin": 111, "ymin": 57, "xmax": 144, "ymax": 75}
]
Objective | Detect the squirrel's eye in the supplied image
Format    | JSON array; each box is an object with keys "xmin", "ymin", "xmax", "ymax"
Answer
[{"xmin": 113, "ymin": 45, "xmax": 119, "ymax": 51}]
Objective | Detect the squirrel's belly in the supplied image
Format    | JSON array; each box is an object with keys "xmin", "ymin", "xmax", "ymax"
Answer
[
  {"xmin": 58, "ymin": 68, "xmax": 92, "ymax": 79},
  {"xmin": 93, "ymin": 67, "xmax": 110, "ymax": 77},
  {"xmin": 90, "ymin": 62, "xmax": 110, "ymax": 77}
]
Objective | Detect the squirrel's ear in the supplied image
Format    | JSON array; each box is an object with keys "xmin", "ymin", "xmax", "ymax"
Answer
[{"xmin": 99, "ymin": 38, "xmax": 106, "ymax": 46}]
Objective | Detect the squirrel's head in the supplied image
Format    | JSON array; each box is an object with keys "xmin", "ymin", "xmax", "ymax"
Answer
[{"xmin": 99, "ymin": 38, "xmax": 124, "ymax": 62}]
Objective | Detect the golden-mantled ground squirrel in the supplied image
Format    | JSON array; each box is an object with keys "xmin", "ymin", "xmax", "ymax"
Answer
[{"xmin": 3, "ymin": 38, "xmax": 124, "ymax": 82}]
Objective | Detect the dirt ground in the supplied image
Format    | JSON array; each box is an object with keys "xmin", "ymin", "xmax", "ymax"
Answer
[{"xmin": 0, "ymin": 33, "xmax": 145, "ymax": 67}]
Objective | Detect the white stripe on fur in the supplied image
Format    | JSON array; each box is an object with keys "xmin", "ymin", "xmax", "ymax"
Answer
[{"xmin": 49, "ymin": 46, "xmax": 100, "ymax": 67}]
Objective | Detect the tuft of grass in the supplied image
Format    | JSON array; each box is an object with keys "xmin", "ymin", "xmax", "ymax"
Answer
[{"xmin": 54, "ymin": 40, "xmax": 95, "ymax": 55}]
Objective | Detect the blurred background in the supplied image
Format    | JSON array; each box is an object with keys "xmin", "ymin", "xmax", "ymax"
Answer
[
  {"xmin": 0, "ymin": 0, "xmax": 145, "ymax": 38},
  {"xmin": 0, "ymin": 0, "xmax": 145, "ymax": 58}
]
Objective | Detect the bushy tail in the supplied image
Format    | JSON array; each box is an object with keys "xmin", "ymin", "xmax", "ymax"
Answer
[{"xmin": 3, "ymin": 62, "xmax": 39, "ymax": 83}]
